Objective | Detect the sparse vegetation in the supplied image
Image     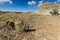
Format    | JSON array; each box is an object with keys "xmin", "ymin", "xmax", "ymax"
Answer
[
  {"xmin": 6, "ymin": 20, "xmax": 24, "ymax": 31},
  {"xmin": 0, "ymin": 12, "xmax": 60, "ymax": 40},
  {"xmin": 50, "ymin": 9, "xmax": 59, "ymax": 16},
  {"xmin": 0, "ymin": 13, "xmax": 40, "ymax": 26}
]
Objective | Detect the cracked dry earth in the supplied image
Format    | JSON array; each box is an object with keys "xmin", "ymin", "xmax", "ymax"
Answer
[{"xmin": 0, "ymin": 15, "xmax": 60, "ymax": 40}]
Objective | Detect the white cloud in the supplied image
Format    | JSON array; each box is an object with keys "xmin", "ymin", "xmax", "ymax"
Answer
[
  {"xmin": 0, "ymin": 0, "xmax": 12, "ymax": 4},
  {"xmin": 54, "ymin": 0, "xmax": 60, "ymax": 3},
  {"xmin": 28, "ymin": 1, "xmax": 36, "ymax": 5},
  {"xmin": 38, "ymin": 1, "xmax": 43, "ymax": 6}
]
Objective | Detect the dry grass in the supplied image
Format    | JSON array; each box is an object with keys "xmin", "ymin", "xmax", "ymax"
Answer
[
  {"xmin": 0, "ymin": 13, "xmax": 60, "ymax": 40},
  {"xmin": 0, "ymin": 13, "xmax": 40, "ymax": 26}
]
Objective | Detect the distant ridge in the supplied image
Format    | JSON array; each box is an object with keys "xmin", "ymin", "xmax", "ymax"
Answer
[{"xmin": 0, "ymin": 11, "xmax": 24, "ymax": 14}]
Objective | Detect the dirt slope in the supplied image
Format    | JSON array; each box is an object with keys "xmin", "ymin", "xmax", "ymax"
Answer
[
  {"xmin": 34, "ymin": 15, "xmax": 60, "ymax": 40},
  {"xmin": 0, "ymin": 15, "xmax": 60, "ymax": 40},
  {"xmin": 23, "ymin": 15, "xmax": 60, "ymax": 40}
]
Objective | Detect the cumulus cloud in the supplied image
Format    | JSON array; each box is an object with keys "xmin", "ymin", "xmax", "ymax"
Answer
[
  {"xmin": 0, "ymin": 0, "xmax": 12, "ymax": 4},
  {"xmin": 54, "ymin": 0, "xmax": 60, "ymax": 3},
  {"xmin": 28, "ymin": 1, "xmax": 36, "ymax": 5},
  {"xmin": 38, "ymin": 1, "xmax": 43, "ymax": 6}
]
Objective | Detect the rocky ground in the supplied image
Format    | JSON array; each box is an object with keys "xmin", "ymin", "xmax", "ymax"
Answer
[{"xmin": 0, "ymin": 15, "xmax": 60, "ymax": 40}]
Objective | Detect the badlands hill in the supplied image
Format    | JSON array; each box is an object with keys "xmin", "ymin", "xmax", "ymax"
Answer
[{"xmin": 37, "ymin": 2, "xmax": 60, "ymax": 15}]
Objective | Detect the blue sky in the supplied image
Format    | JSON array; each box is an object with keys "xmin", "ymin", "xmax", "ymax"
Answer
[{"xmin": 0, "ymin": 0, "xmax": 59, "ymax": 12}]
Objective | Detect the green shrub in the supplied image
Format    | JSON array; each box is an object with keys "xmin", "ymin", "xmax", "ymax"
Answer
[
  {"xmin": 6, "ymin": 21, "xmax": 15, "ymax": 30},
  {"xmin": 50, "ymin": 9, "xmax": 59, "ymax": 16},
  {"xmin": 9, "ymin": 22, "xmax": 15, "ymax": 30}
]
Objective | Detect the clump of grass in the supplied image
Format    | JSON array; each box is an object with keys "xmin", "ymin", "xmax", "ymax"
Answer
[
  {"xmin": 15, "ymin": 21, "xmax": 24, "ymax": 31},
  {"xmin": 6, "ymin": 21, "xmax": 15, "ymax": 30},
  {"xmin": 6, "ymin": 20, "xmax": 24, "ymax": 31},
  {"xmin": 15, "ymin": 23, "xmax": 23, "ymax": 31},
  {"xmin": 9, "ymin": 22, "xmax": 15, "ymax": 30}
]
